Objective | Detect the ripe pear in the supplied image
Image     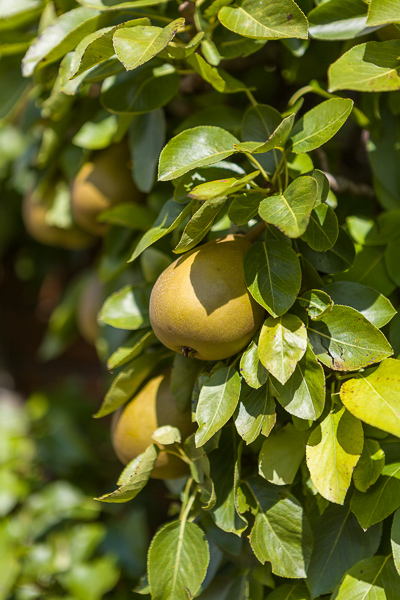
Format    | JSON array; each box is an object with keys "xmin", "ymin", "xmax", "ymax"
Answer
[
  {"xmin": 149, "ymin": 235, "xmax": 264, "ymax": 361},
  {"xmin": 111, "ymin": 370, "xmax": 194, "ymax": 479},
  {"xmin": 71, "ymin": 142, "xmax": 144, "ymax": 236},
  {"xmin": 23, "ymin": 190, "xmax": 95, "ymax": 250}
]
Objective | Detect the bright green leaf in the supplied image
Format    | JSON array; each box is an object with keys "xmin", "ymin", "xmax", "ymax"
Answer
[
  {"xmin": 258, "ymin": 314, "xmax": 307, "ymax": 385},
  {"xmin": 306, "ymin": 405, "xmax": 364, "ymax": 504},
  {"xmin": 235, "ymin": 385, "xmax": 276, "ymax": 444},
  {"xmin": 301, "ymin": 203, "xmax": 339, "ymax": 251},
  {"xmin": 99, "ymin": 283, "xmax": 151, "ymax": 330},
  {"xmin": 367, "ymin": 0, "xmax": 400, "ymax": 26},
  {"xmin": 331, "ymin": 555, "xmax": 400, "ymax": 599},
  {"xmin": 240, "ymin": 338, "xmax": 269, "ymax": 389},
  {"xmin": 340, "ymin": 358, "xmax": 400, "ymax": 437},
  {"xmin": 353, "ymin": 438, "xmax": 385, "ymax": 493},
  {"xmin": 158, "ymin": 126, "xmax": 238, "ymax": 182}
]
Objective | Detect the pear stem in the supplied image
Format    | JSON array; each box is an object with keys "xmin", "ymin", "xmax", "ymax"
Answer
[{"xmin": 245, "ymin": 221, "xmax": 266, "ymax": 243}]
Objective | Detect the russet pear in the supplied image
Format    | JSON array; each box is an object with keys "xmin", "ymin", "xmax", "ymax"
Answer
[
  {"xmin": 71, "ymin": 142, "xmax": 144, "ymax": 236},
  {"xmin": 111, "ymin": 370, "xmax": 194, "ymax": 479},
  {"xmin": 149, "ymin": 235, "xmax": 264, "ymax": 361},
  {"xmin": 23, "ymin": 190, "xmax": 95, "ymax": 250}
]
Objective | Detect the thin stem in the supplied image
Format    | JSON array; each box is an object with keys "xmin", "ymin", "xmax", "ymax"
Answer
[
  {"xmin": 271, "ymin": 151, "xmax": 286, "ymax": 190},
  {"xmin": 245, "ymin": 89, "xmax": 258, "ymax": 107},
  {"xmin": 180, "ymin": 484, "xmax": 196, "ymax": 521},
  {"xmin": 244, "ymin": 153, "xmax": 270, "ymax": 182},
  {"xmin": 164, "ymin": 447, "xmax": 191, "ymax": 465}
]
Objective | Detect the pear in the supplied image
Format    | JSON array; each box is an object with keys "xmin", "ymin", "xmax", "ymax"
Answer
[
  {"xmin": 77, "ymin": 273, "xmax": 103, "ymax": 345},
  {"xmin": 111, "ymin": 370, "xmax": 194, "ymax": 479},
  {"xmin": 23, "ymin": 190, "xmax": 95, "ymax": 250},
  {"xmin": 71, "ymin": 142, "xmax": 144, "ymax": 236},
  {"xmin": 149, "ymin": 235, "xmax": 264, "ymax": 361}
]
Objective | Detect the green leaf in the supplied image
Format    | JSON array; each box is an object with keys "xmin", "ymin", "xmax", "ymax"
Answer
[
  {"xmin": 218, "ymin": 0, "xmax": 309, "ymax": 40},
  {"xmin": 107, "ymin": 330, "xmax": 156, "ymax": 370},
  {"xmin": 171, "ymin": 353, "xmax": 202, "ymax": 412},
  {"xmin": 113, "ymin": 19, "xmax": 184, "ymax": 71},
  {"xmin": 98, "ymin": 202, "xmax": 155, "ymax": 231},
  {"xmin": 129, "ymin": 200, "xmax": 196, "ymax": 262},
  {"xmin": 235, "ymin": 385, "xmax": 276, "ymax": 444},
  {"xmin": 158, "ymin": 126, "xmax": 238, "ymax": 182},
  {"xmin": 195, "ymin": 366, "xmax": 241, "ymax": 447},
  {"xmin": 258, "ymin": 176, "xmax": 318, "ymax": 238},
  {"xmin": 244, "ymin": 240, "xmax": 302, "ymax": 317},
  {"xmin": 392, "ymin": 508, "xmax": 400, "ymax": 576},
  {"xmin": 301, "ymin": 203, "xmax": 339, "ymax": 251},
  {"xmin": 245, "ymin": 478, "xmax": 313, "ymax": 578},
  {"xmin": 78, "ymin": 0, "xmax": 167, "ymax": 6},
  {"xmin": 351, "ymin": 463, "xmax": 400, "ymax": 529},
  {"xmin": 160, "ymin": 31, "xmax": 204, "ymax": 60},
  {"xmin": 367, "ymin": 0, "xmax": 400, "ymax": 26},
  {"xmin": 340, "ymin": 359, "xmax": 400, "ymax": 437},
  {"xmin": 129, "ymin": 109, "xmax": 166, "ymax": 193},
  {"xmin": 187, "ymin": 53, "xmax": 249, "ymax": 94},
  {"xmin": 189, "ymin": 171, "xmax": 258, "ymax": 201},
  {"xmin": 95, "ymin": 352, "xmax": 163, "ymax": 418},
  {"xmin": 148, "ymin": 520, "xmax": 209, "ymax": 600},
  {"xmin": 289, "ymin": 98, "xmax": 354, "ymax": 154},
  {"xmin": 101, "ymin": 63, "xmax": 180, "ymax": 114},
  {"xmin": 209, "ymin": 427, "xmax": 248, "ymax": 534},
  {"xmin": 385, "ymin": 238, "xmax": 400, "ymax": 287},
  {"xmin": 152, "ymin": 425, "xmax": 181, "ymax": 445},
  {"xmin": 173, "ymin": 196, "xmax": 227, "ymax": 253},
  {"xmin": 258, "ymin": 314, "xmax": 307, "ymax": 385},
  {"xmin": 58, "ymin": 556, "xmax": 120, "ymax": 600},
  {"xmin": 241, "ymin": 104, "xmax": 283, "ymax": 175},
  {"xmin": 347, "ymin": 211, "xmax": 400, "ymax": 246},
  {"xmin": 234, "ymin": 113, "xmax": 295, "ymax": 154},
  {"xmin": 298, "ymin": 227, "xmax": 356, "ymax": 274},
  {"xmin": 99, "ymin": 283, "xmax": 151, "ymax": 330},
  {"xmin": 69, "ymin": 20, "xmax": 150, "ymax": 79},
  {"xmin": 306, "ymin": 405, "xmax": 364, "ymax": 504},
  {"xmin": 307, "ymin": 504, "xmax": 382, "ymax": 598},
  {"xmin": 328, "ymin": 41, "xmax": 400, "ymax": 93},
  {"xmin": 331, "ymin": 555, "xmax": 400, "ymax": 599},
  {"xmin": 323, "ymin": 282, "xmax": 396, "ymax": 329},
  {"xmin": 174, "ymin": 162, "xmax": 245, "ymax": 203},
  {"xmin": 240, "ymin": 338, "xmax": 269, "ymax": 389},
  {"xmin": 336, "ymin": 244, "xmax": 396, "ymax": 297},
  {"xmin": 272, "ymin": 345, "xmax": 326, "ymax": 420},
  {"xmin": 353, "ymin": 439, "xmax": 385, "ymax": 493},
  {"xmin": 264, "ymin": 584, "xmax": 311, "ymax": 600},
  {"xmin": 97, "ymin": 444, "xmax": 159, "ymax": 503},
  {"xmin": 22, "ymin": 7, "xmax": 102, "ymax": 77},
  {"xmin": 308, "ymin": 0, "xmax": 370, "ymax": 41},
  {"xmin": 307, "ymin": 305, "xmax": 393, "ymax": 371},
  {"xmin": 259, "ymin": 423, "xmax": 307, "ymax": 485},
  {"xmin": 299, "ymin": 289, "xmax": 333, "ymax": 321}
]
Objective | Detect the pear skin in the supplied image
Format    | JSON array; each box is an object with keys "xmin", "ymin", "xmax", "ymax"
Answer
[
  {"xmin": 71, "ymin": 143, "xmax": 144, "ymax": 236},
  {"xmin": 149, "ymin": 235, "xmax": 265, "ymax": 361},
  {"xmin": 111, "ymin": 370, "xmax": 194, "ymax": 479}
]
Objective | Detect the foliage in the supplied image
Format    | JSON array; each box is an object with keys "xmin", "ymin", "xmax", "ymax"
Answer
[{"xmin": 1, "ymin": 0, "xmax": 400, "ymax": 598}]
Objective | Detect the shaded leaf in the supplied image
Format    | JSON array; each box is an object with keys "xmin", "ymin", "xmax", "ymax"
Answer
[
  {"xmin": 107, "ymin": 330, "xmax": 156, "ymax": 370},
  {"xmin": 259, "ymin": 423, "xmax": 307, "ymax": 485},
  {"xmin": 148, "ymin": 520, "xmax": 209, "ymax": 600},
  {"xmin": 298, "ymin": 228, "xmax": 356, "ymax": 274},
  {"xmin": 353, "ymin": 438, "xmax": 385, "ymax": 493},
  {"xmin": 272, "ymin": 344, "xmax": 325, "ymax": 420},
  {"xmin": 173, "ymin": 196, "xmax": 227, "ymax": 253},
  {"xmin": 244, "ymin": 240, "xmax": 301, "ymax": 317},
  {"xmin": 351, "ymin": 463, "xmax": 400, "ymax": 529},
  {"xmin": 245, "ymin": 478, "xmax": 313, "ymax": 578},
  {"xmin": 187, "ymin": 52, "xmax": 249, "ymax": 93},
  {"xmin": 307, "ymin": 305, "xmax": 393, "ymax": 371},
  {"xmin": 323, "ymin": 281, "xmax": 396, "ymax": 329},
  {"xmin": 234, "ymin": 113, "xmax": 295, "ymax": 154},
  {"xmin": 299, "ymin": 289, "xmax": 333, "ymax": 321},
  {"xmin": 129, "ymin": 109, "xmax": 166, "ymax": 193},
  {"xmin": 301, "ymin": 203, "xmax": 339, "ymax": 252},
  {"xmin": 307, "ymin": 504, "xmax": 382, "ymax": 597},
  {"xmin": 308, "ymin": 0, "xmax": 370, "ymax": 41},
  {"xmin": 235, "ymin": 385, "xmax": 275, "ymax": 444}
]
